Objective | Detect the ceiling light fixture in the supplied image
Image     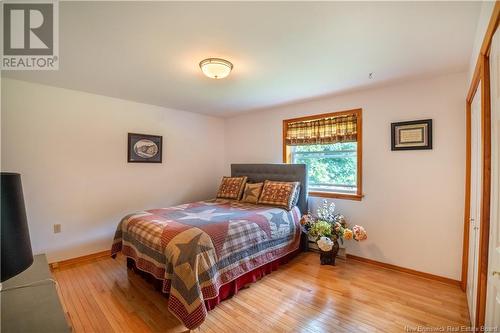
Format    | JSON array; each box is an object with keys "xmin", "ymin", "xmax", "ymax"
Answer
[{"xmin": 199, "ymin": 58, "xmax": 233, "ymax": 79}]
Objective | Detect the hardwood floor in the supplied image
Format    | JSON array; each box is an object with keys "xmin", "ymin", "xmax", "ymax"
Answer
[{"xmin": 52, "ymin": 252, "xmax": 470, "ymax": 332}]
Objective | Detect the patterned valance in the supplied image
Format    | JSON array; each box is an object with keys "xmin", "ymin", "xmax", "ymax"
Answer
[{"xmin": 285, "ymin": 114, "xmax": 358, "ymax": 146}]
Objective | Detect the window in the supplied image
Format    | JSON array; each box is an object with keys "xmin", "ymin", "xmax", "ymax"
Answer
[{"xmin": 283, "ymin": 109, "xmax": 363, "ymax": 201}]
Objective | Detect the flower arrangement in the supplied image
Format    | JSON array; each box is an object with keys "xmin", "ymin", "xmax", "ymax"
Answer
[{"xmin": 300, "ymin": 199, "xmax": 367, "ymax": 263}]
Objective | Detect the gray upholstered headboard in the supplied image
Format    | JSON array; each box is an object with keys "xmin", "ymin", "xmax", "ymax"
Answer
[{"xmin": 231, "ymin": 163, "xmax": 308, "ymax": 214}]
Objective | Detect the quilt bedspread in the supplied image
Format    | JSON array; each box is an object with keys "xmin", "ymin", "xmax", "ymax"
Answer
[{"xmin": 111, "ymin": 199, "xmax": 301, "ymax": 329}]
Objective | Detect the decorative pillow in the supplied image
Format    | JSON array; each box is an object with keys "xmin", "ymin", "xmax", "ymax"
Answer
[
  {"xmin": 257, "ymin": 180, "xmax": 300, "ymax": 210},
  {"xmin": 291, "ymin": 185, "xmax": 301, "ymax": 207},
  {"xmin": 240, "ymin": 183, "xmax": 264, "ymax": 204},
  {"xmin": 216, "ymin": 176, "xmax": 247, "ymax": 200}
]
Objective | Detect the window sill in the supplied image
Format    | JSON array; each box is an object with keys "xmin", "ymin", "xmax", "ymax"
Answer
[{"xmin": 308, "ymin": 191, "xmax": 363, "ymax": 201}]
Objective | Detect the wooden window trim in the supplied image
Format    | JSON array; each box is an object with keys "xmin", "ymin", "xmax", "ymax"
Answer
[{"xmin": 282, "ymin": 108, "xmax": 363, "ymax": 201}]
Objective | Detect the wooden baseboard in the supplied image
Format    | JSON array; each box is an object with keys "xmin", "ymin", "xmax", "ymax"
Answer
[
  {"xmin": 346, "ymin": 254, "xmax": 461, "ymax": 286},
  {"xmin": 51, "ymin": 250, "xmax": 460, "ymax": 287},
  {"xmin": 49, "ymin": 250, "xmax": 111, "ymax": 270}
]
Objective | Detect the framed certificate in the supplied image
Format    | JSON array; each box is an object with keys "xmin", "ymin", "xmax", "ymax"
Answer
[{"xmin": 391, "ymin": 119, "xmax": 432, "ymax": 151}]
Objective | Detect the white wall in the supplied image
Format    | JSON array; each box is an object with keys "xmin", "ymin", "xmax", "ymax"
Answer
[
  {"xmin": 1, "ymin": 79, "xmax": 226, "ymax": 262},
  {"xmin": 1, "ymin": 71, "xmax": 468, "ymax": 279},
  {"xmin": 225, "ymin": 72, "xmax": 467, "ymax": 280}
]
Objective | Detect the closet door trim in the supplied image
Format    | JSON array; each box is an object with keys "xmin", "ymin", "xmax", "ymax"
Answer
[{"xmin": 461, "ymin": 3, "xmax": 499, "ymax": 328}]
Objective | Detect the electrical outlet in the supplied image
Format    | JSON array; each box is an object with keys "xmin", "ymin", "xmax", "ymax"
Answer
[{"xmin": 53, "ymin": 224, "xmax": 61, "ymax": 233}]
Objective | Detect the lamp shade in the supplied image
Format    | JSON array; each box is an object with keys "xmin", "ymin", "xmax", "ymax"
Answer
[{"xmin": 1, "ymin": 173, "xmax": 33, "ymax": 282}]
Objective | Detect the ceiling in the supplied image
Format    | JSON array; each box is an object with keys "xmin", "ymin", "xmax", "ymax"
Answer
[{"xmin": 3, "ymin": 1, "xmax": 481, "ymax": 117}]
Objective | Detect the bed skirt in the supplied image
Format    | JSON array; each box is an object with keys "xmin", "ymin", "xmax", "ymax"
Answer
[{"xmin": 126, "ymin": 249, "xmax": 300, "ymax": 311}]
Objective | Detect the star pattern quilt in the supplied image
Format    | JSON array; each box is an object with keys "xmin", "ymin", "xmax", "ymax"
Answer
[{"xmin": 111, "ymin": 199, "xmax": 301, "ymax": 329}]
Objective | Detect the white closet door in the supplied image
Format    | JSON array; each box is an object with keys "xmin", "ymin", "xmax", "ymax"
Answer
[
  {"xmin": 486, "ymin": 27, "xmax": 500, "ymax": 328},
  {"xmin": 468, "ymin": 84, "xmax": 482, "ymax": 327}
]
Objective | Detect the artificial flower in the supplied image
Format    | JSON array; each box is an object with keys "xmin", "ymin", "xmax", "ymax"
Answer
[
  {"xmin": 317, "ymin": 199, "xmax": 336, "ymax": 222},
  {"xmin": 333, "ymin": 214, "xmax": 347, "ymax": 227},
  {"xmin": 309, "ymin": 220, "xmax": 333, "ymax": 239},
  {"xmin": 352, "ymin": 225, "xmax": 367, "ymax": 241},
  {"xmin": 343, "ymin": 228, "xmax": 353, "ymax": 240},
  {"xmin": 317, "ymin": 236, "xmax": 334, "ymax": 251}
]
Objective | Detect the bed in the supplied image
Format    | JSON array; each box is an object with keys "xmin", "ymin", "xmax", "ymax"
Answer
[{"xmin": 111, "ymin": 163, "xmax": 308, "ymax": 329}]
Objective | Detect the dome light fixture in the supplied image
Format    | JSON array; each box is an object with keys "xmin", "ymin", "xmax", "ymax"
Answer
[{"xmin": 199, "ymin": 58, "xmax": 233, "ymax": 79}]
